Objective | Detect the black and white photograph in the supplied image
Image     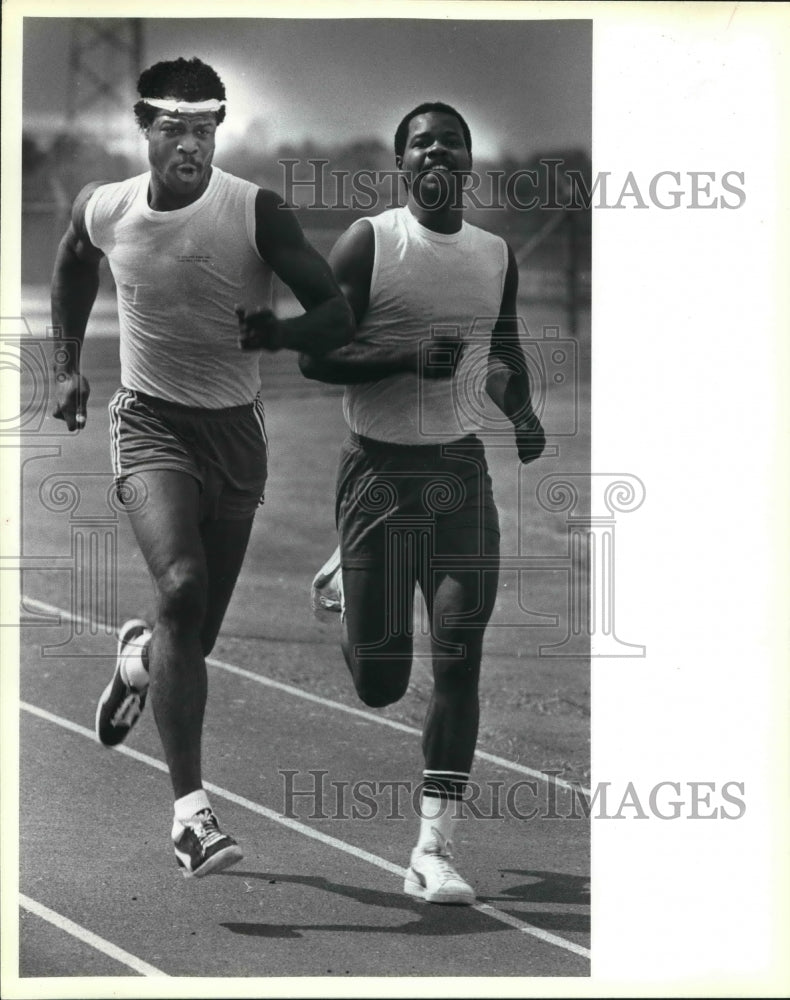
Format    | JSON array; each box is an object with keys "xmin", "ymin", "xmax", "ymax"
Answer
[{"xmin": 1, "ymin": 1, "xmax": 787, "ymax": 996}]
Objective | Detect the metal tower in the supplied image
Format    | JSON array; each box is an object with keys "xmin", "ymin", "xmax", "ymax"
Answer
[{"xmin": 66, "ymin": 19, "xmax": 144, "ymax": 123}]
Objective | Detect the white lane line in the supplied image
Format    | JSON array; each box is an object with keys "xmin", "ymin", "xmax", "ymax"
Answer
[
  {"xmin": 19, "ymin": 894, "xmax": 167, "ymax": 977},
  {"xmin": 21, "ymin": 701, "xmax": 591, "ymax": 961},
  {"xmin": 21, "ymin": 595, "xmax": 591, "ymax": 796}
]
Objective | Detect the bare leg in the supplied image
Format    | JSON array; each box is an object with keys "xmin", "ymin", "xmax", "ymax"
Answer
[
  {"xmin": 341, "ymin": 563, "xmax": 416, "ymax": 708},
  {"xmin": 124, "ymin": 471, "xmax": 253, "ymax": 798},
  {"xmin": 420, "ymin": 560, "xmax": 500, "ymax": 774},
  {"xmin": 199, "ymin": 516, "xmax": 255, "ymax": 655}
]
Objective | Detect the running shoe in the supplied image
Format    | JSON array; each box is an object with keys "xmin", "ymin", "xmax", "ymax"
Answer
[
  {"xmin": 95, "ymin": 618, "xmax": 151, "ymax": 747},
  {"xmin": 310, "ymin": 545, "xmax": 344, "ymax": 621},
  {"xmin": 404, "ymin": 830, "xmax": 475, "ymax": 905},
  {"xmin": 172, "ymin": 809, "xmax": 243, "ymax": 878}
]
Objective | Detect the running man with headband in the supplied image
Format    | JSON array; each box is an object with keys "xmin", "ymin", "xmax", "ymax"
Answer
[{"xmin": 50, "ymin": 57, "xmax": 353, "ymax": 877}]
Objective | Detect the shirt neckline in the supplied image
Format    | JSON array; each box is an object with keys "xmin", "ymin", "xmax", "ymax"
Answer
[
  {"xmin": 139, "ymin": 166, "xmax": 221, "ymax": 221},
  {"xmin": 403, "ymin": 205, "xmax": 465, "ymax": 244}
]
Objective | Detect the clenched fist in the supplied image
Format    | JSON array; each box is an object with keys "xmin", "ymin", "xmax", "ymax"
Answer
[
  {"xmin": 514, "ymin": 410, "xmax": 546, "ymax": 465},
  {"xmin": 236, "ymin": 304, "xmax": 286, "ymax": 352},
  {"xmin": 53, "ymin": 371, "xmax": 91, "ymax": 432}
]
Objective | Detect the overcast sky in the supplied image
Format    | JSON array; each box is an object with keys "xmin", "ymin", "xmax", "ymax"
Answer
[{"xmin": 23, "ymin": 16, "xmax": 591, "ymax": 159}]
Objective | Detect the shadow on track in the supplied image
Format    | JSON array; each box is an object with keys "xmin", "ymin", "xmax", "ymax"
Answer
[
  {"xmin": 480, "ymin": 868, "xmax": 590, "ymax": 904},
  {"xmin": 218, "ymin": 868, "xmax": 589, "ymax": 938}
]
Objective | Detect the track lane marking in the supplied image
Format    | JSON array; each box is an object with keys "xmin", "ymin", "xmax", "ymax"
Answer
[
  {"xmin": 20, "ymin": 595, "xmax": 591, "ymax": 796},
  {"xmin": 20, "ymin": 700, "xmax": 591, "ymax": 961},
  {"xmin": 19, "ymin": 894, "xmax": 167, "ymax": 977}
]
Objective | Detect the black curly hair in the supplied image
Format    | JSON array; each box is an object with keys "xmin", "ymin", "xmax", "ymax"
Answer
[
  {"xmin": 133, "ymin": 57, "xmax": 227, "ymax": 130},
  {"xmin": 393, "ymin": 101, "xmax": 472, "ymax": 162}
]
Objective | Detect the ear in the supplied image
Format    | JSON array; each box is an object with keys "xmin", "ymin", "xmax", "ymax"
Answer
[{"xmin": 395, "ymin": 155, "xmax": 403, "ymax": 170}]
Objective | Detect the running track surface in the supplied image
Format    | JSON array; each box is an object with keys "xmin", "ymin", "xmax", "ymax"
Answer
[{"xmin": 8, "ymin": 306, "xmax": 590, "ymax": 985}]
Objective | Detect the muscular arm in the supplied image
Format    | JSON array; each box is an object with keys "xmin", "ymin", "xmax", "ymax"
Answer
[
  {"xmin": 50, "ymin": 182, "xmax": 105, "ymax": 430},
  {"xmin": 236, "ymin": 190, "xmax": 354, "ymax": 353},
  {"xmin": 486, "ymin": 244, "xmax": 546, "ymax": 464},
  {"xmin": 297, "ymin": 221, "xmax": 461, "ymax": 384}
]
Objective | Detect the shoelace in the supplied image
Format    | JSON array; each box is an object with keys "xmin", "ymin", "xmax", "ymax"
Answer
[
  {"xmin": 110, "ymin": 692, "xmax": 142, "ymax": 727},
  {"xmin": 421, "ymin": 852, "xmax": 461, "ymax": 883},
  {"xmin": 416, "ymin": 835, "xmax": 466, "ymax": 884},
  {"xmin": 317, "ymin": 568, "xmax": 342, "ymax": 596},
  {"xmin": 189, "ymin": 810, "xmax": 225, "ymax": 849}
]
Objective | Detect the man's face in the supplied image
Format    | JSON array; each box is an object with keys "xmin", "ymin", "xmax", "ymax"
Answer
[
  {"xmin": 146, "ymin": 111, "xmax": 218, "ymax": 199},
  {"xmin": 396, "ymin": 111, "xmax": 472, "ymax": 205}
]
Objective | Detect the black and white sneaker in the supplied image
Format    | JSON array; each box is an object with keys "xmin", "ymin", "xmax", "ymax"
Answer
[
  {"xmin": 310, "ymin": 545, "xmax": 344, "ymax": 621},
  {"xmin": 172, "ymin": 809, "xmax": 243, "ymax": 878},
  {"xmin": 95, "ymin": 618, "xmax": 151, "ymax": 747}
]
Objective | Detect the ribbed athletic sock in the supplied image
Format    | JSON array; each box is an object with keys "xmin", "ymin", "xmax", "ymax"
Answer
[
  {"xmin": 173, "ymin": 789, "xmax": 211, "ymax": 827},
  {"xmin": 416, "ymin": 770, "xmax": 469, "ymax": 852}
]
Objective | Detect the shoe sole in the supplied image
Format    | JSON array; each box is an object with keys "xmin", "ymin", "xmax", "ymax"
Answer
[
  {"xmin": 95, "ymin": 618, "xmax": 150, "ymax": 746},
  {"xmin": 177, "ymin": 844, "xmax": 244, "ymax": 879},
  {"xmin": 403, "ymin": 870, "xmax": 475, "ymax": 905}
]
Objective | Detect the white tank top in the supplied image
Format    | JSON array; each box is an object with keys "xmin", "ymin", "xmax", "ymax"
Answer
[
  {"xmin": 343, "ymin": 207, "xmax": 508, "ymax": 444},
  {"xmin": 85, "ymin": 166, "xmax": 273, "ymax": 407}
]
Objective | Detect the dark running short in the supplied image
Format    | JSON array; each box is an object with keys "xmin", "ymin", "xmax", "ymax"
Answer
[
  {"xmin": 108, "ymin": 388, "xmax": 268, "ymax": 521},
  {"xmin": 336, "ymin": 432, "xmax": 500, "ymax": 569}
]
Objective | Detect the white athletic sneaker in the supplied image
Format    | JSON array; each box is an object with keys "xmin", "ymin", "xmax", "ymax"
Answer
[
  {"xmin": 310, "ymin": 545, "xmax": 344, "ymax": 622},
  {"xmin": 95, "ymin": 619, "xmax": 151, "ymax": 747},
  {"xmin": 404, "ymin": 830, "xmax": 475, "ymax": 905}
]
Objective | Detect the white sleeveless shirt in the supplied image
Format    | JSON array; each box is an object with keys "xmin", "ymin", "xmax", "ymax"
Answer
[
  {"xmin": 85, "ymin": 166, "xmax": 272, "ymax": 408},
  {"xmin": 342, "ymin": 207, "xmax": 508, "ymax": 444}
]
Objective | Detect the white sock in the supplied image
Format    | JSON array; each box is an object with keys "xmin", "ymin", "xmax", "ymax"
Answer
[
  {"xmin": 120, "ymin": 632, "xmax": 150, "ymax": 689},
  {"xmin": 173, "ymin": 789, "xmax": 211, "ymax": 828},
  {"xmin": 415, "ymin": 793, "xmax": 455, "ymax": 852}
]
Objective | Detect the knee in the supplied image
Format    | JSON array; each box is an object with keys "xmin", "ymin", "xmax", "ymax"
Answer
[
  {"xmin": 155, "ymin": 560, "xmax": 208, "ymax": 627},
  {"xmin": 355, "ymin": 673, "xmax": 410, "ymax": 708},
  {"xmin": 432, "ymin": 617, "xmax": 485, "ymax": 672},
  {"xmin": 345, "ymin": 647, "xmax": 411, "ymax": 708}
]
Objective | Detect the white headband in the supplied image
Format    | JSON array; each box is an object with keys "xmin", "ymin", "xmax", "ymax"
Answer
[{"xmin": 141, "ymin": 97, "xmax": 225, "ymax": 114}]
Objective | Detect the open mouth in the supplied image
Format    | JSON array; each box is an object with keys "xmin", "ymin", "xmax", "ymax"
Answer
[
  {"xmin": 175, "ymin": 163, "xmax": 199, "ymax": 179},
  {"xmin": 418, "ymin": 164, "xmax": 454, "ymax": 182}
]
